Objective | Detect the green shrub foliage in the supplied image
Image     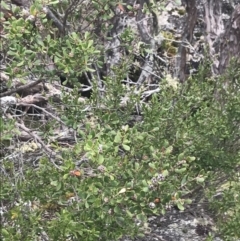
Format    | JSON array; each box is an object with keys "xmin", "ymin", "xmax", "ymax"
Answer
[{"xmin": 0, "ymin": 1, "xmax": 240, "ymax": 240}]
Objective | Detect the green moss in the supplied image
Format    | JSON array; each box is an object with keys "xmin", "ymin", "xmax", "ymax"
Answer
[
  {"xmin": 161, "ymin": 31, "xmax": 177, "ymax": 57},
  {"xmin": 177, "ymin": 8, "xmax": 186, "ymax": 15}
]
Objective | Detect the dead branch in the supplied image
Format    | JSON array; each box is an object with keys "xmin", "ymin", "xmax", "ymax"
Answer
[
  {"xmin": 218, "ymin": 4, "xmax": 240, "ymax": 74},
  {"xmin": 0, "ymin": 79, "xmax": 43, "ymax": 98},
  {"xmin": 43, "ymin": 7, "xmax": 65, "ymax": 33},
  {"xmin": 175, "ymin": 0, "xmax": 197, "ymax": 83}
]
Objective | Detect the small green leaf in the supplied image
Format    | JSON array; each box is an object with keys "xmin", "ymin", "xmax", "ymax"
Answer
[
  {"xmin": 114, "ymin": 206, "xmax": 121, "ymax": 214},
  {"xmin": 148, "ymin": 162, "xmax": 156, "ymax": 169},
  {"xmin": 56, "ymin": 182, "xmax": 62, "ymax": 191},
  {"xmin": 181, "ymin": 175, "xmax": 188, "ymax": 186},
  {"xmin": 63, "ymin": 174, "xmax": 69, "ymax": 179},
  {"xmin": 118, "ymin": 188, "xmax": 126, "ymax": 194},
  {"xmin": 73, "ymin": 122, "xmax": 77, "ymax": 130},
  {"xmin": 162, "ymin": 170, "xmax": 169, "ymax": 177},
  {"xmin": 85, "ymin": 67, "xmax": 96, "ymax": 72},
  {"xmin": 84, "ymin": 141, "xmax": 92, "ymax": 151},
  {"xmin": 165, "ymin": 146, "xmax": 173, "ymax": 154},
  {"xmin": 71, "ymin": 32, "xmax": 78, "ymax": 40},
  {"xmin": 1, "ymin": 228, "xmax": 9, "ymax": 237},
  {"xmin": 137, "ymin": 135, "xmax": 144, "ymax": 140},
  {"xmin": 126, "ymin": 210, "xmax": 133, "ymax": 218},
  {"xmin": 136, "ymin": 213, "xmax": 146, "ymax": 222},
  {"xmin": 123, "ymin": 138, "xmax": 130, "ymax": 144},
  {"xmin": 163, "ymin": 140, "xmax": 169, "ymax": 147},
  {"xmin": 142, "ymin": 180, "xmax": 148, "ymax": 187},
  {"xmin": 84, "ymin": 31, "xmax": 90, "ymax": 39},
  {"xmin": 175, "ymin": 168, "xmax": 187, "ymax": 174},
  {"xmin": 114, "ymin": 131, "xmax": 122, "ymax": 143},
  {"xmin": 122, "ymin": 144, "xmax": 130, "ymax": 151},
  {"xmin": 50, "ymin": 180, "xmax": 58, "ymax": 186},
  {"xmin": 88, "ymin": 39, "xmax": 93, "ymax": 48},
  {"xmin": 127, "ymin": 5, "xmax": 133, "ymax": 10},
  {"xmin": 196, "ymin": 176, "xmax": 205, "ymax": 183},
  {"xmin": 178, "ymin": 153, "xmax": 185, "ymax": 161},
  {"xmin": 24, "ymin": 50, "xmax": 33, "ymax": 54},
  {"xmin": 104, "ymin": 4, "xmax": 109, "ymax": 10},
  {"xmin": 135, "ymin": 162, "xmax": 140, "ymax": 170},
  {"xmin": 142, "ymin": 187, "xmax": 149, "ymax": 192},
  {"xmin": 17, "ymin": 61, "xmax": 25, "ymax": 67},
  {"xmin": 34, "ymin": 59, "xmax": 41, "ymax": 66},
  {"xmin": 187, "ymin": 156, "xmax": 196, "ymax": 162},
  {"xmin": 177, "ymin": 202, "xmax": 184, "ymax": 211},
  {"xmin": 110, "ymin": 175, "xmax": 114, "ymax": 180},
  {"xmin": 1, "ymin": 1, "xmax": 10, "ymax": 10},
  {"xmin": 48, "ymin": 0, "xmax": 60, "ymax": 5},
  {"xmin": 161, "ymin": 209, "xmax": 166, "ymax": 215},
  {"xmin": 150, "ymin": 146, "xmax": 154, "ymax": 152},
  {"xmin": 184, "ymin": 199, "xmax": 192, "ymax": 204},
  {"xmin": 114, "ymin": 146, "xmax": 119, "ymax": 154},
  {"xmin": 7, "ymin": 50, "xmax": 16, "ymax": 56},
  {"xmin": 98, "ymin": 155, "xmax": 104, "ymax": 164},
  {"xmin": 176, "ymin": 131, "xmax": 180, "ymax": 140}
]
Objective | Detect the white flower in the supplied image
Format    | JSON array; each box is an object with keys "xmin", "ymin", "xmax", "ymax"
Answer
[
  {"xmin": 165, "ymin": 74, "xmax": 178, "ymax": 90},
  {"xmin": 156, "ymin": 173, "xmax": 165, "ymax": 181},
  {"xmin": 149, "ymin": 202, "xmax": 156, "ymax": 209}
]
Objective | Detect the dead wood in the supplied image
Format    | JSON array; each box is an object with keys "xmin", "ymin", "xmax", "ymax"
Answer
[
  {"xmin": 175, "ymin": 0, "xmax": 197, "ymax": 83},
  {"xmin": 0, "ymin": 78, "xmax": 44, "ymax": 98},
  {"xmin": 218, "ymin": 4, "xmax": 240, "ymax": 74}
]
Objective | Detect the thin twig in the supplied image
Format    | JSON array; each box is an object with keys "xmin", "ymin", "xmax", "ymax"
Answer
[
  {"xmin": 132, "ymin": 63, "xmax": 162, "ymax": 80},
  {"xmin": 16, "ymin": 103, "xmax": 66, "ymax": 126},
  {"xmin": 62, "ymin": 0, "xmax": 85, "ymax": 35},
  {"xmin": 15, "ymin": 123, "xmax": 62, "ymax": 170}
]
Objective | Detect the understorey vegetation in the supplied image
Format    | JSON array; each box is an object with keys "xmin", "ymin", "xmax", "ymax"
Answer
[{"xmin": 0, "ymin": 0, "xmax": 240, "ymax": 240}]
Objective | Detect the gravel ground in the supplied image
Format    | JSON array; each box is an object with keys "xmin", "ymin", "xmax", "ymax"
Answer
[{"xmin": 119, "ymin": 207, "xmax": 225, "ymax": 241}]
